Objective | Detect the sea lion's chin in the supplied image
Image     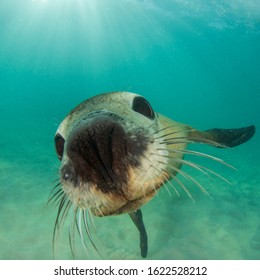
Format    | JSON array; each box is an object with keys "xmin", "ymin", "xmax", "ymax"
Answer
[
  {"xmin": 59, "ymin": 152, "xmax": 169, "ymax": 216},
  {"xmin": 60, "ymin": 158, "xmax": 169, "ymax": 216},
  {"xmin": 60, "ymin": 179, "xmax": 157, "ymax": 216}
]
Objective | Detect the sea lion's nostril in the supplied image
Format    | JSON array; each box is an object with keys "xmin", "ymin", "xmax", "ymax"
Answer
[
  {"xmin": 64, "ymin": 172, "xmax": 71, "ymax": 180},
  {"xmin": 61, "ymin": 164, "xmax": 76, "ymax": 184}
]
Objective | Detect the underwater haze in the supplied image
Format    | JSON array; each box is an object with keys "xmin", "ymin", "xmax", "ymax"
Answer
[{"xmin": 0, "ymin": 0, "xmax": 259, "ymax": 260}]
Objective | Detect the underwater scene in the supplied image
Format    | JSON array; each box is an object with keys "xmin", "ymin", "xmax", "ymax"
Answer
[{"xmin": 0, "ymin": 0, "xmax": 259, "ymax": 260}]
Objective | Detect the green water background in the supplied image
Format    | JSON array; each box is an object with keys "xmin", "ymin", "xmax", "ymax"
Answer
[{"xmin": 0, "ymin": 0, "xmax": 259, "ymax": 259}]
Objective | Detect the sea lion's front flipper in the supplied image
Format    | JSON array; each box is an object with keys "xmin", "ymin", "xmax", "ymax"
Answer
[
  {"xmin": 129, "ymin": 209, "xmax": 148, "ymax": 258},
  {"xmin": 188, "ymin": 125, "xmax": 255, "ymax": 148}
]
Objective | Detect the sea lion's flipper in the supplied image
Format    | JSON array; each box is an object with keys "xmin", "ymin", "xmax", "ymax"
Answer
[
  {"xmin": 129, "ymin": 209, "xmax": 148, "ymax": 258},
  {"xmin": 188, "ymin": 125, "xmax": 255, "ymax": 148}
]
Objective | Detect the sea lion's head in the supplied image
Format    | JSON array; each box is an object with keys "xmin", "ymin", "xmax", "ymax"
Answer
[{"xmin": 54, "ymin": 92, "xmax": 183, "ymax": 216}]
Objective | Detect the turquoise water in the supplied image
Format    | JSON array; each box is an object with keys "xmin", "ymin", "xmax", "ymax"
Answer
[{"xmin": 0, "ymin": 0, "xmax": 259, "ymax": 260}]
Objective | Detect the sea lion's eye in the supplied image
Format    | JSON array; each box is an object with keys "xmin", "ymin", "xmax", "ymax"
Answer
[
  {"xmin": 55, "ymin": 134, "xmax": 65, "ymax": 160},
  {"xmin": 132, "ymin": 97, "xmax": 155, "ymax": 120}
]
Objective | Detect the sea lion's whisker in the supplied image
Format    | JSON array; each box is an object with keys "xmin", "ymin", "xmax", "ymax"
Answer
[
  {"xmin": 54, "ymin": 194, "xmax": 67, "ymax": 230},
  {"xmin": 87, "ymin": 209, "xmax": 96, "ymax": 231},
  {"xmin": 68, "ymin": 227, "xmax": 76, "ymax": 259},
  {"xmin": 153, "ymin": 150, "xmax": 231, "ymax": 190},
  {"xmin": 78, "ymin": 209, "xmax": 90, "ymax": 256},
  {"xmin": 172, "ymin": 149, "xmax": 236, "ymax": 169},
  {"xmin": 167, "ymin": 163, "xmax": 209, "ymax": 196},
  {"xmin": 162, "ymin": 140, "xmax": 195, "ymax": 145},
  {"xmin": 160, "ymin": 168, "xmax": 180, "ymax": 197},
  {"xmin": 151, "ymin": 165, "xmax": 174, "ymax": 197},
  {"xmin": 58, "ymin": 200, "xmax": 71, "ymax": 229},
  {"xmin": 168, "ymin": 169, "xmax": 194, "ymax": 201},
  {"xmin": 150, "ymin": 152, "xmax": 170, "ymax": 159},
  {"xmin": 142, "ymin": 156, "xmax": 163, "ymax": 195},
  {"xmin": 96, "ymin": 206, "xmax": 105, "ymax": 217},
  {"xmin": 83, "ymin": 210, "xmax": 100, "ymax": 254},
  {"xmin": 161, "ymin": 181, "xmax": 174, "ymax": 197},
  {"xmin": 144, "ymin": 155, "xmax": 179, "ymax": 197},
  {"xmin": 69, "ymin": 208, "xmax": 79, "ymax": 258},
  {"xmin": 83, "ymin": 210, "xmax": 92, "ymax": 239},
  {"xmin": 154, "ymin": 128, "xmax": 196, "ymax": 140},
  {"xmin": 48, "ymin": 187, "xmax": 63, "ymax": 205},
  {"xmin": 60, "ymin": 200, "xmax": 72, "ymax": 227},
  {"xmin": 52, "ymin": 190, "xmax": 66, "ymax": 207},
  {"xmin": 52, "ymin": 193, "xmax": 67, "ymax": 255},
  {"xmin": 162, "ymin": 137, "xmax": 224, "ymax": 147},
  {"xmin": 73, "ymin": 208, "xmax": 86, "ymax": 257},
  {"xmin": 162, "ymin": 136, "xmax": 191, "ymax": 142},
  {"xmin": 52, "ymin": 178, "xmax": 61, "ymax": 184},
  {"xmin": 48, "ymin": 182, "xmax": 62, "ymax": 201},
  {"xmin": 200, "ymin": 165, "xmax": 232, "ymax": 185},
  {"xmin": 174, "ymin": 158, "xmax": 213, "ymax": 177},
  {"xmin": 74, "ymin": 208, "xmax": 81, "ymax": 236},
  {"xmin": 152, "ymin": 124, "xmax": 182, "ymax": 135},
  {"xmin": 174, "ymin": 158, "xmax": 232, "ymax": 185},
  {"xmin": 130, "ymin": 159, "xmax": 153, "ymax": 197},
  {"xmin": 157, "ymin": 147, "xmax": 235, "ymax": 169}
]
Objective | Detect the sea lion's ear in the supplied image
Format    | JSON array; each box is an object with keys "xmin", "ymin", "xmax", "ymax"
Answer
[{"xmin": 188, "ymin": 125, "xmax": 255, "ymax": 148}]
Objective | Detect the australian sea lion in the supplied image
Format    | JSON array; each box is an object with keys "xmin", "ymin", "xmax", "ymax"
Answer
[{"xmin": 50, "ymin": 91, "xmax": 255, "ymax": 258}]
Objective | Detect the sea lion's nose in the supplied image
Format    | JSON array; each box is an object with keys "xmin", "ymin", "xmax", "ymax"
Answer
[
  {"xmin": 62, "ymin": 114, "xmax": 130, "ymax": 191},
  {"xmin": 65, "ymin": 115, "xmax": 121, "ymax": 186}
]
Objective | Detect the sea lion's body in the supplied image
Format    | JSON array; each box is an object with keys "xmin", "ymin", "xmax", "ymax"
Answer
[{"xmin": 51, "ymin": 91, "xmax": 255, "ymax": 258}]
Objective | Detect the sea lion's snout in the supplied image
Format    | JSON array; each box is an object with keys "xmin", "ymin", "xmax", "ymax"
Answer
[{"xmin": 58, "ymin": 110, "xmax": 156, "ymax": 215}]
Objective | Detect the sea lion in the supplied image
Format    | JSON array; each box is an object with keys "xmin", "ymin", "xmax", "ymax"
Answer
[{"xmin": 50, "ymin": 91, "xmax": 255, "ymax": 258}]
